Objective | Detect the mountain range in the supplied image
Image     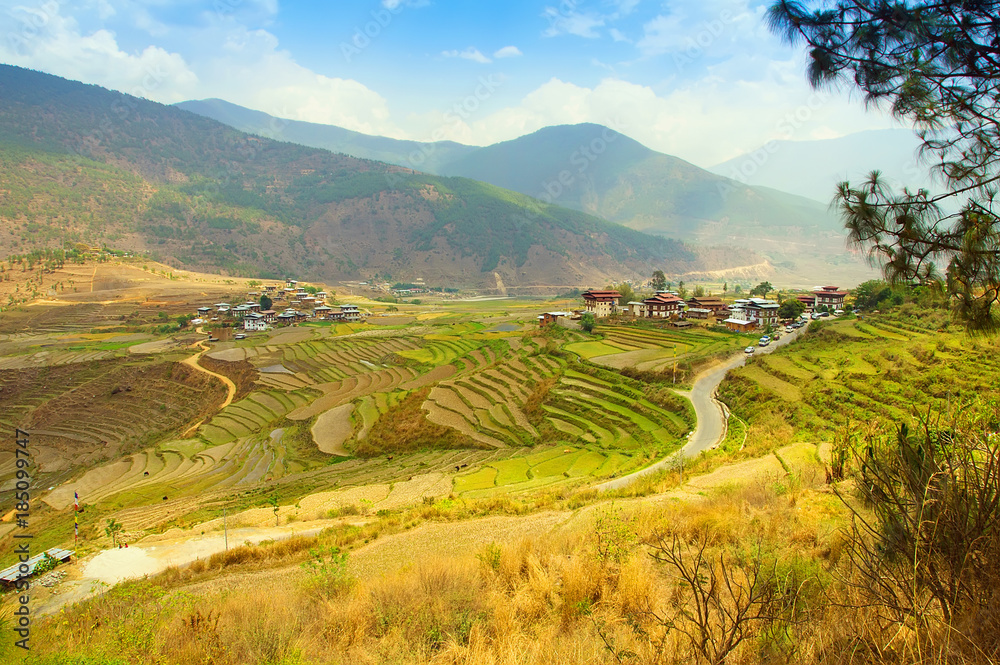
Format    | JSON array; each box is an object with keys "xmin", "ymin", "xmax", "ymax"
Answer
[
  {"xmin": 1, "ymin": 65, "xmax": 762, "ymax": 292},
  {"xmin": 178, "ymin": 99, "xmax": 879, "ymax": 286},
  {"xmin": 709, "ymin": 129, "xmax": 941, "ymax": 204}
]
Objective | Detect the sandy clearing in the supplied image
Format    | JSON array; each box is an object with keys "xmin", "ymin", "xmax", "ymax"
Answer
[{"xmin": 311, "ymin": 403, "xmax": 355, "ymax": 456}]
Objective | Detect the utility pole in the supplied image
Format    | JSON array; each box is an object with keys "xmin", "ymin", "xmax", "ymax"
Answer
[
  {"xmin": 224, "ymin": 507, "xmax": 228, "ymax": 552},
  {"xmin": 673, "ymin": 344, "xmax": 677, "ymax": 384}
]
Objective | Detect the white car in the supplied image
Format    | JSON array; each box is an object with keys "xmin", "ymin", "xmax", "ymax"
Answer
[{"xmin": 744, "ymin": 346, "xmax": 755, "ymax": 354}]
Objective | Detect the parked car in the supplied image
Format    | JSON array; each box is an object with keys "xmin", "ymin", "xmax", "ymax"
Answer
[
  {"xmin": 758, "ymin": 338, "xmax": 770, "ymax": 347},
  {"xmin": 744, "ymin": 346, "xmax": 755, "ymax": 354},
  {"xmin": 811, "ymin": 312, "xmax": 823, "ymax": 319},
  {"xmin": 834, "ymin": 309, "xmax": 844, "ymax": 316},
  {"xmin": 784, "ymin": 325, "xmax": 794, "ymax": 333},
  {"xmin": 234, "ymin": 334, "xmax": 246, "ymax": 340}
]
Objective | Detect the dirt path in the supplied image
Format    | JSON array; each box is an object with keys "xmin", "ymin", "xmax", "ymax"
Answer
[{"xmin": 182, "ymin": 328, "xmax": 237, "ymax": 411}]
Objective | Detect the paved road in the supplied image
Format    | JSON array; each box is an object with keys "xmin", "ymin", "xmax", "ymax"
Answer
[{"xmin": 598, "ymin": 322, "xmax": 809, "ymax": 491}]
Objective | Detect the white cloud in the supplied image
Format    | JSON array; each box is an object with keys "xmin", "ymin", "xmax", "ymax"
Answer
[
  {"xmin": 443, "ymin": 72, "xmax": 895, "ymax": 167},
  {"xmin": 442, "ymin": 47, "xmax": 492, "ymax": 63},
  {"xmin": 0, "ymin": 4, "xmax": 198, "ymax": 102},
  {"xmin": 541, "ymin": 5, "xmax": 605, "ymax": 38},
  {"xmin": 0, "ymin": 2, "xmax": 403, "ymax": 138},
  {"xmin": 382, "ymin": 0, "xmax": 430, "ymax": 8},
  {"xmin": 609, "ymin": 28, "xmax": 631, "ymax": 43},
  {"xmin": 493, "ymin": 45, "xmax": 523, "ymax": 58}
]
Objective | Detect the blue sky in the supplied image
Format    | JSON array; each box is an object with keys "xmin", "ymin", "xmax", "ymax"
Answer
[{"xmin": 0, "ymin": 0, "xmax": 901, "ymax": 166}]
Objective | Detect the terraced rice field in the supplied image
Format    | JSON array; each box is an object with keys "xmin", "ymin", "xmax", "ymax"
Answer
[
  {"xmin": 4, "ymin": 296, "xmax": 724, "ymax": 542},
  {"xmin": 718, "ymin": 311, "xmax": 1000, "ymax": 440},
  {"xmin": 570, "ymin": 325, "xmax": 748, "ymax": 372}
]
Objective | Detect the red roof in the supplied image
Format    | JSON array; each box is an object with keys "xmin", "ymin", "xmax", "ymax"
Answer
[
  {"xmin": 582, "ymin": 290, "xmax": 621, "ymax": 301},
  {"xmin": 643, "ymin": 294, "xmax": 682, "ymax": 305}
]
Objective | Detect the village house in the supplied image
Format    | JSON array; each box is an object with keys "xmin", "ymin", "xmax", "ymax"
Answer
[
  {"xmin": 244, "ymin": 313, "xmax": 268, "ymax": 331},
  {"xmin": 686, "ymin": 307, "xmax": 712, "ymax": 320},
  {"xmin": 260, "ymin": 309, "xmax": 276, "ymax": 323},
  {"xmin": 723, "ymin": 297, "xmax": 780, "ymax": 331},
  {"xmin": 582, "ymin": 290, "xmax": 622, "ymax": 317},
  {"xmin": 626, "ymin": 301, "xmax": 647, "ymax": 317},
  {"xmin": 538, "ymin": 311, "xmax": 570, "ymax": 326},
  {"xmin": 686, "ymin": 296, "xmax": 728, "ymax": 316},
  {"xmin": 642, "ymin": 292, "xmax": 684, "ymax": 318},
  {"xmin": 813, "ymin": 285, "xmax": 848, "ymax": 310},
  {"xmin": 314, "ymin": 305, "xmax": 332, "ymax": 319},
  {"xmin": 795, "ymin": 294, "xmax": 817, "ymax": 312},
  {"xmin": 340, "ymin": 304, "xmax": 362, "ymax": 322}
]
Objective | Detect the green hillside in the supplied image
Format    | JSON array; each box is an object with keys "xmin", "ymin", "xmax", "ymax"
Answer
[{"xmin": 0, "ymin": 65, "xmax": 738, "ymax": 289}]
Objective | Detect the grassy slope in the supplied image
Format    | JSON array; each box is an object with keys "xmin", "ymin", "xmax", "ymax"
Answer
[{"xmin": 718, "ymin": 305, "xmax": 1000, "ymax": 448}]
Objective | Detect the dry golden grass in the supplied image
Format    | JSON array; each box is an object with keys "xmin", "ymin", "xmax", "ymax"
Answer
[{"xmin": 18, "ymin": 448, "xmax": 998, "ymax": 665}]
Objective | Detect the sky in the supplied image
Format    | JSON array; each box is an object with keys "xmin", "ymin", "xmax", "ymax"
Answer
[{"xmin": 0, "ymin": 0, "xmax": 905, "ymax": 167}]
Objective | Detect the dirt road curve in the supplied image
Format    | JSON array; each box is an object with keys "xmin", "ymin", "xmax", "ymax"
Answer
[
  {"xmin": 597, "ymin": 323, "xmax": 810, "ymax": 491},
  {"xmin": 182, "ymin": 327, "xmax": 236, "ymax": 411}
]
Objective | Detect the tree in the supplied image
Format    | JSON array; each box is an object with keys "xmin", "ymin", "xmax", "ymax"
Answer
[
  {"xmin": 611, "ymin": 282, "xmax": 636, "ymax": 304},
  {"xmin": 677, "ymin": 280, "xmax": 687, "ymax": 299},
  {"xmin": 267, "ymin": 494, "xmax": 279, "ymax": 526},
  {"xmin": 767, "ymin": 0, "xmax": 1000, "ymax": 332},
  {"xmin": 778, "ymin": 299, "xmax": 805, "ymax": 319},
  {"xmin": 722, "ymin": 282, "xmax": 728, "ymax": 294},
  {"xmin": 853, "ymin": 280, "xmax": 893, "ymax": 310},
  {"xmin": 259, "ymin": 294, "xmax": 272, "ymax": 311},
  {"xmin": 105, "ymin": 518, "xmax": 123, "ymax": 547},
  {"xmin": 750, "ymin": 281, "xmax": 773, "ymax": 297},
  {"xmin": 693, "ymin": 284, "xmax": 706, "ymax": 298},
  {"xmin": 580, "ymin": 312, "xmax": 596, "ymax": 333},
  {"xmin": 834, "ymin": 411, "xmax": 1000, "ymax": 653},
  {"xmin": 652, "ymin": 269, "xmax": 666, "ymax": 292}
]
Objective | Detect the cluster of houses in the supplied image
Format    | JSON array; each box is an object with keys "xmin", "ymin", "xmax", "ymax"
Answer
[
  {"xmin": 193, "ymin": 279, "xmax": 366, "ymax": 332},
  {"xmin": 576, "ymin": 285, "xmax": 848, "ymax": 332}
]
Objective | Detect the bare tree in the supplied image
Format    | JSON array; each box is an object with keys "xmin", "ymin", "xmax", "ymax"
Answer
[{"xmin": 646, "ymin": 531, "xmax": 801, "ymax": 665}]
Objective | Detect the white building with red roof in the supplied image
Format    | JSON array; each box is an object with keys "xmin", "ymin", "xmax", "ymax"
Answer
[{"xmin": 582, "ymin": 290, "xmax": 622, "ymax": 317}]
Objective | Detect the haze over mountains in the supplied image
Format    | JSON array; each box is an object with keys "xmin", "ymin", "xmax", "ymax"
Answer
[
  {"xmin": 1, "ymin": 65, "xmax": 759, "ymax": 292},
  {"xmin": 179, "ymin": 98, "xmax": 882, "ymax": 286},
  {"xmin": 709, "ymin": 129, "xmax": 940, "ymax": 204}
]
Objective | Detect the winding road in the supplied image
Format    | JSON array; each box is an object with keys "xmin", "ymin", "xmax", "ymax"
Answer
[
  {"xmin": 598, "ymin": 323, "xmax": 809, "ymax": 491},
  {"xmin": 179, "ymin": 327, "xmax": 237, "ymax": 437}
]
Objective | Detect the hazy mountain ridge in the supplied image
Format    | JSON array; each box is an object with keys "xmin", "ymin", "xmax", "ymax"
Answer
[
  {"xmin": 0, "ymin": 65, "xmax": 750, "ymax": 289},
  {"xmin": 709, "ymin": 129, "xmax": 939, "ymax": 204},
  {"xmin": 176, "ymin": 100, "xmax": 875, "ymax": 285},
  {"xmin": 175, "ymin": 98, "xmax": 478, "ymax": 175}
]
